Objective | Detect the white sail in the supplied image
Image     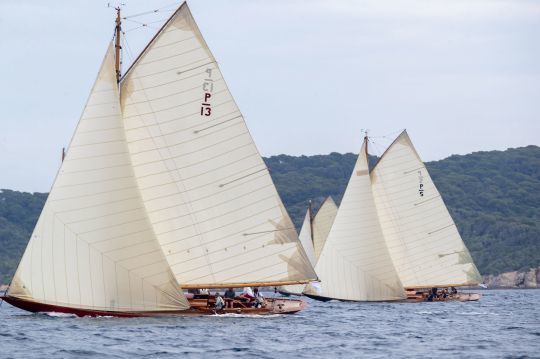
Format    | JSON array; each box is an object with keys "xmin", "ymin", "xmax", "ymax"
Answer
[
  {"xmin": 8, "ymin": 44, "xmax": 189, "ymax": 312},
  {"xmin": 312, "ymin": 196, "xmax": 338, "ymax": 260},
  {"xmin": 120, "ymin": 3, "xmax": 316, "ymax": 288},
  {"xmin": 278, "ymin": 208, "xmax": 316, "ymax": 295},
  {"xmin": 370, "ymin": 130, "xmax": 481, "ymax": 288},
  {"xmin": 304, "ymin": 140, "xmax": 405, "ymax": 301},
  {"xmin": 298, "ymin": 208, "xmax": 316, "ymax": 266}
]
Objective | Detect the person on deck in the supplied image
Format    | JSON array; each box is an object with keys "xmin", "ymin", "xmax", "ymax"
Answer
[
  {"xmin": 214, "ymin": 292, "xmax": 225, "ymax": 311},
  {"xmin": 253, "ymin": 288, "xmax": 265, "ymax": 308},
  {"xmin": 224, "ymin": 288, "xmax": 236, "ymax": 308},
  {"xmin": 451, "ymin": 286, "xmax": 458, "ymax": 296},
  {"xmin": 239, "ymin": 287, "xmax": 255, "ymax": 301}
]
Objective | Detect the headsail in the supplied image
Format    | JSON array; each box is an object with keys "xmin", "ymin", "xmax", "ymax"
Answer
[
  {"xmin": 120, "ymin": 3, "xmax": 316, "ymax": 288},
  {"xmin": 370, "ymin": 130, "xmax": 482, "ymax": 288},
  {"xmin": 304, "ymin": 139, "xmax": 405, "ymax": 301},
  {"xmin": 7, "ymin": 44, "xmax": 189, "ymax": 312},
  {"xmin": 312, "ymin": 196, "xmax": 338, "ymax": 260}
]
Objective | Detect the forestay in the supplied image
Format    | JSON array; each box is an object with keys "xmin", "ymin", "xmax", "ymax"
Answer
[
  {"xmin": 120, "ymin": 3, "xmax": 316, "ymax": 288},
  {"xmin": 8, "ymin": 45, "xmax": 189, "ymax": 312},
  {"xmin": 304, "ymin": 140, "xmax": 405, "ymax": 301},
  {"xmin": 312, "ymin": 196, "xmax": 338, "ymax": 260},
  {"xmin": 370, "ymin": 130, "xmax": 482, "ymax": 288}
]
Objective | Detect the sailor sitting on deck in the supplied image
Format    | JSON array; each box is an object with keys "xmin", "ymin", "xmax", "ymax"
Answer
[
  {"xmin": 239, "ymin": 287, "xmax": 255, "ymax": 302},
  {"xmin": 224, "ymin": 288, "xmax": 236, "ymax": 308},
  {"xmin": 214, "ymin": 292, "xmax": 225, "ymax": 311},
  {"xmin": 252, "ymin": 288, "xmax": 265, "ymax": 308}
]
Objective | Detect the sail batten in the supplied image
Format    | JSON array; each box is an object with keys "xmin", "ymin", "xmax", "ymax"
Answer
[{"xmin": 371, "ymin": 130, "xmax": 481, "ymax": 288}]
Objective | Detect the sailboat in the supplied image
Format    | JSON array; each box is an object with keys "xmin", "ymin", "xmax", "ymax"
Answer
[
  {"xmin": 278, "ymin": 198, "xmax": 337, "ymax": 296},
  {"xmin": 303, "ymin": 131, "xmax": 482, "ymax": 302},
  {"xmin": 370, "ymin": 130, "xmax": 482, "ymax": 301},
  {"xmin": 0, "ymin": 2, "xmax": 317, "ymax": 317}
]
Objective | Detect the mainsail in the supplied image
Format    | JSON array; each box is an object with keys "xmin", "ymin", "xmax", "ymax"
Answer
[
  {"xmin": 371, "ymin": 130, "xmax": 481, "ymax": 288},
  {"xmin": 304, "ymin": 139, "xmax": 405, "ymax": 301},
  {"xmin": 120, "ymin": 3, "xmax": 316, "ymax": 289},
  {"xmin": 7, "ymin": 45, "xmax": 189, "ymax": 312},
  {"xmin": 312, "ymin": 196, "xmax": 338, "ymax": 260}
]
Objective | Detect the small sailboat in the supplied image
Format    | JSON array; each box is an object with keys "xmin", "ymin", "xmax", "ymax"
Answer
[
  {"xmin": 278, "ymin": 198, "xmax": 337, "ymax": 296},
  {"xmin": 303, "ymin": 131, "xmax": 482, "ymax": 302},
  {"xmin": 303, "ymin": 137, "xmax": 407, "ymax": 301},
  {"xmin": 1, "ymin": 2, "xmax": 317, "ymax": 317}
]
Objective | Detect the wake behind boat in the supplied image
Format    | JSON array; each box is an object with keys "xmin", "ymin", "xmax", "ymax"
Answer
[{"xmin": 1, "ymin": 2, "xmax": 317, "ymax": 317}]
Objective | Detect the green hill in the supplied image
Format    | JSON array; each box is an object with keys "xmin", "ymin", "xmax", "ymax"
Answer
[{"xmin": 1, "ymin": 145, "xmax": 538, "ymax": 283}]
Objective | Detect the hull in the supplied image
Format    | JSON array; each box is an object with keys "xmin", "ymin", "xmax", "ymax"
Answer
[
  {"xmin": 305, "ymin": 292, "xmax": 481, "ymax": 303},
  {"xmin": 405, "ymin": 292, "xmax": 481, "ymax": 302},
  {"xmin": 0, "ymin": 295, "xmax": 306, "ymax": 317}
]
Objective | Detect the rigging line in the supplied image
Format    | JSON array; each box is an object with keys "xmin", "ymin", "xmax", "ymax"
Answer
[
  {"xmin": 122, "ymin": 5, "xmax": 177, "ymax": 19},
  {"xmin": 243, "ymin": 227, "xmax": 295, "ymax": 236}
]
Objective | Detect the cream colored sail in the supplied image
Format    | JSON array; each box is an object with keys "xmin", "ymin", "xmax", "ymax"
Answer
[
  {"xmin": 303, "ymin": 139, "xmax": 405, "ymax": 301},
  {"xmin": 8, "ymin": 44, "xmax": 189, "ymax": 312},
  {"xmin": 312, "ymin": 196, "xmax": 338, "ymax": 260},
  {"xmin": 298, "ymin": 208, "xmax": 316, "ymax": 266},
  {"xmin": 278, "ymin": 208, "xmax": 316, "ymax": 295},
  {"xmin": 120, "ymin": 3, "xmax": 316, "ymax": 288},
  {"xmin": 371, "ymin": 130, "xmax": 481, "ymax": 288}
]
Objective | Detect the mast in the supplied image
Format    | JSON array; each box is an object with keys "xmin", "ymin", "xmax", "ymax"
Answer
[
  {"xmin": 114, "ymin": 7, "xmax": 122, "ymax": 82},
  {"xmin": 308, "ymin": 200, "xmax": 314, "ymax": 244}
]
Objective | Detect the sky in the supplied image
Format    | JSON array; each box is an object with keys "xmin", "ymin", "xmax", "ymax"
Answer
[{"xmin": 1, "ymin": 0, "xmax": 539, "ymax": 192}]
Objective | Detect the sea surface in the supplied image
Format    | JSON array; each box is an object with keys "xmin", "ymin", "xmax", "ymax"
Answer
[{"xmin": 0, "ymin": 289, "xmax": 538, "ymax": 358}]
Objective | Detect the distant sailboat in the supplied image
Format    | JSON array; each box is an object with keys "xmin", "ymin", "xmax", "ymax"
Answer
[
  {"xmin": 1, "ymin": 2, "xmax": 317, "ymax": 316},
  {"xmin": 303, "ymin": 137, "xmax": 407, "ymax": 301},
  {"xmin": 278, "ymin": 197, "xmax": 338, "ymax": 296},
  {"xmin": 371, "ymin": 130, "xmax": 482, "ymax": 300},
  {"xmin": 303, "ymin": 131, "xmax": 482, "ymax": 302},
  {"xmin": 312, "ymin": 196, "xmax": 338, "ymax": 260}
]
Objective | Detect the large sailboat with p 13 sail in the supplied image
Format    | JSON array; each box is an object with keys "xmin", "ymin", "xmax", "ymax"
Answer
[{"xmin": 0, "ymin": 2, "xmax": 317, "ymax": 317}]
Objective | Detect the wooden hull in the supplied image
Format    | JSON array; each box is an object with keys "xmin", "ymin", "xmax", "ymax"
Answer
[
  {"xmin": 305, "ymin": 292, "xmax": 481, "ymax": 303},
  {"xmin": 0, "ymin": 295, "xmax": 306, "ymax": 317},
  {"xmin": 405, "ymin": 292, "xmax": 481, "ymax": 302}
]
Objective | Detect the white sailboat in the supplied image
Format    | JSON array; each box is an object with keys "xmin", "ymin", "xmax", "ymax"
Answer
[
  {"xmin": 371, "ymin": 130, "xmax": 482, "ymax": 300},
  {"xmin": 1, "ymin": 2, "xmax": 317, "ymax": 316},
  {"xmin": 312, "ymin": 196, "xmax": 338, "ymax": 260},
  {"xmin": 303, "ymin": 137, "xmax": 407, "ymax": 301},
  {"xmin": 303, "ymin": 131, "xmax": 482, "ymax": 302},
  {"xmin": 278, "ymin": 197, "xmax": 338, "ymax": 296}
]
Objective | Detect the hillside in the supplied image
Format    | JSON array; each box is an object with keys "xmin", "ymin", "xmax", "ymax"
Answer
[{"xmin": 0, "ymin": 145, "xmax": 538, "ymax": 283}]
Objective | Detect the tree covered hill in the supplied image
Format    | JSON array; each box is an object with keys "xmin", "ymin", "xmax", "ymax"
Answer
[{"xmin": 0, "ymin": 145, "xmax": 538, "ymax": 283}]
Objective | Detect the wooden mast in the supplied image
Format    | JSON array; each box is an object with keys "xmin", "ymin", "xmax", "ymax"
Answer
[
  {"xmin": 308, "ymin": 200, "xmax": 314, "ymax": 245},
  {"xmin": 114, "ymin": 7, "xmax": 122, "ymax": 83}
]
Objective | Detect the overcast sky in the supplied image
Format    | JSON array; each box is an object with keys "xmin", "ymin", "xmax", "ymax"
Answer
[{"xmin": 1, "ymin": 0, "xmax": 539, "ymax": 192}]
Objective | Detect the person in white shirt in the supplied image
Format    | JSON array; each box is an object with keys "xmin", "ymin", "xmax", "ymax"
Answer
[
  {"xmin": 214, "ymin": 292, "xmax": 225, "ymax": 311},
  {"xmin": 253, "ymin": 288, "xmax": 265, "ymax": 308}
]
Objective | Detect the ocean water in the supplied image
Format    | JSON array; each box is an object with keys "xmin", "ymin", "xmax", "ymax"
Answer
[{"xmin": 0, "ymin": 289, "xmax": 538, "ymax": 358}]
